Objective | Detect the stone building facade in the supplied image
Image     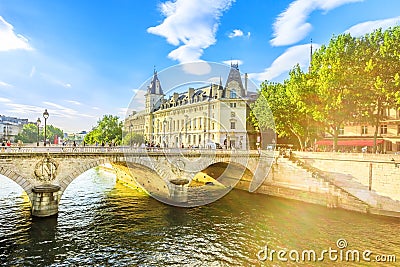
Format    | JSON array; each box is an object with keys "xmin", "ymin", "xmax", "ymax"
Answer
[
  {"xmin": 125, "ymin": 64, "xmax": 258, "ymax": 149},
  {"xmin": 0, "ymin": 115, "xmax": 28, "ymax": 142},
  {"xmin": 317, "ymin": 108, "xmax": 400, "ymax": 153}
]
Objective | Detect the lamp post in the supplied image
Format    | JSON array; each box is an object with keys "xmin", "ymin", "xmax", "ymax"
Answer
[
  {"xmin": 36, "ymin": 118, "xmax": 41, "ymax": 146},
  {"xmin": 43, "ymin": 109, "xmax": 49, "ymax": 146}
]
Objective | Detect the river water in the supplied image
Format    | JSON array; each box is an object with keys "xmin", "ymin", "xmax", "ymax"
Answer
[{"xmin": 0, "ymin": 168, "xmax": 399, "ymax": 266}]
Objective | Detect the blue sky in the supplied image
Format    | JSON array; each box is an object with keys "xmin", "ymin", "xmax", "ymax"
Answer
[{"xmin": 0, "ymin": 0, "xmax": 399, "ymax": 132}]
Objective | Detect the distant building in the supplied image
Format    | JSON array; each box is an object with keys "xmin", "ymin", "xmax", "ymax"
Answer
[
  {"xmin": 0, "ymin": 115, "xmax": 29, "ymax": 142},
  {"xmin": 316, "ymin": 108, "xmax": 400, "ymax": 153},
  {"xmin": 64, "ymin": 131, "xmax": 87, "ymax": 144},
  {"xmin": 125, "ymin": 64, "xmax": 261, "ymax": 149}
]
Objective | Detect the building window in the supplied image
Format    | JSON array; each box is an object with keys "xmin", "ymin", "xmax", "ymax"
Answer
[
  {"xmin": 380, "ymin": 125, "xmax": 388, "ymax": 134},
  {"xmin": 386, "ymin": 141, "xmax": 392, "ymax": 152},
  {"xmin": 339, "ymin": 126, "xmax": 344, "ymax": 135},
  {"xmin": 397, "ymin": 142, "xmax": 400, "ymax": 152},
  {"xmin": 231, "ymin": 122, "xmax": 236, "ymax": 129},
  {"xmin": 361, "ymin": 126, "xmax": 368, "ymax": 135},
  {"xmin": 398, "ymin": 124, "xmax": 400, "ymax": 135},
  {"xmin": 230, "ymin": 103, "xmax": 236, "ymax": 108},
  {"xmin": 212, "ymin": 123, "xmax": 215, "ymax": 130},
  {"xmin": 230, "ymin": 90, "xmax": 237, "ymax": 98}
]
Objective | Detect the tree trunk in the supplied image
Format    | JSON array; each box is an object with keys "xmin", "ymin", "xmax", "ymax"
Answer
[
  {"xmin": 373, "ymin": 101, "xmax": 381, "ymax": 153},
  {"xmin": 332, "ymin": 126, "xmax": 339, "ymax": 152},
  {"xmin": 290, "ymin": 128, "xmax": 304, "ymax": 151}
]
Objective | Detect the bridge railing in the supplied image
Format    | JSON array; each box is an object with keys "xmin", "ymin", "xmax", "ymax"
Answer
[
  {"xmin": 0, "ymin": 145, "xmax": 277, "ymax": 156},
  {"xmin": 0, "ymin": 146, "xmax": 135, "ymax": 153}
]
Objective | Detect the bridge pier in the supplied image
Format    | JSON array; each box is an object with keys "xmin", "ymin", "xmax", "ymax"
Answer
[
  {"xmin": 169, "ymin": 179, "xmax": 190, "ymax": 203},
  {"xmin": 31, "ymin": 185, "xmax": 61, "ymax": 217}
]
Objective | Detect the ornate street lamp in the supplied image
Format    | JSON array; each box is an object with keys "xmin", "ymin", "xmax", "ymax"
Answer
[
  {"xmin": 43, "ymin": 109, "xmax": 49, "ymax": 146},
  {"xmin": 36, "ymin": 118, "xmax": 41, "ymax": 146}
]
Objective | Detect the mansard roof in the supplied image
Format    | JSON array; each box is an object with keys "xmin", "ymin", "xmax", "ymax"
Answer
[
  {"xmin": 147, "ymin": 70, "xmax": 164, "ymax": 95},
  {"xmin": 225, "ymin": 63, "xmax": 245, "ymax": 96}
]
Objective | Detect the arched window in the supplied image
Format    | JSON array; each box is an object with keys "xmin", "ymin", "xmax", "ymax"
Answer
[{"xmin": 230, "ymin": 89, "xmax": 237, "ymax": 98}]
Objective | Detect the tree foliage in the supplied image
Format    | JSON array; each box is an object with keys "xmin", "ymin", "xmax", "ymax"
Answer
[
  {"xmin": 15, "ymin": 123, "xmax": 63, "ymax": 144},
  {"xmin": 252, "ymin": 26, "xmax": 400, "ymax": 151},
  {"xmin": 310, "ymin": 33, "xmax": 360, "ymax": 151},
  {"xmin": 84, "ymin": 115, "xmax": 123, "ymax": 145},
  {"xmin": 122, "ymin": 132, "xmax": 145, "ymax": 146}
]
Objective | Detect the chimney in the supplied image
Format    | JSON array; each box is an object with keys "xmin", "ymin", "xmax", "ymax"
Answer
[
  {"xmin": 188, "ymin": 88, "xmax": 195, "ymax": 102},
  {"xmin": 173, "ymin": 92, "xmax": 179, "ymax": 102}
]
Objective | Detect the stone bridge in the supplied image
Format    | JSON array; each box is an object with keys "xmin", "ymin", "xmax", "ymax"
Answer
[{"xmin": 0, "ymin": 146, "xmax": 274, "ymax": 217}]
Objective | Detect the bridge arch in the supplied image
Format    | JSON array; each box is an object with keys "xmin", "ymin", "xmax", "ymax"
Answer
[
  {"xmin": 57, "ymin": 158, "xmax": 111, "ymax": 193},
  {"xmin": 199, "ymin": 161, "xmax": 255, "ymax": 189},
  {"xmin": 56, "ymin": 156, "xmax": 170, "ymax": 199},
  {"xmin": 0, "ymin": 167, "xmax": 34, "ymax": 203}
]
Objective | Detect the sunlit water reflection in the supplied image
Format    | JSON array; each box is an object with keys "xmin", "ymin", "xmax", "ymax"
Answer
[{"xmin": 0, "ymin": 168, "xmax": 399, "ymax": 266}]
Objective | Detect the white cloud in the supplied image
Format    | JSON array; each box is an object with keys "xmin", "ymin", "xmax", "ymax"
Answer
[
  {"xmin": 42, "ymin": 101, "xmax": 94, "ymax": 119},
  {"xmin": 40, "ymin": 73, "xmax": 72, "ymax": 89},
  {"xmin": 228, "ymin": 29, "xmax": 250, "ymax": 39},
  {"xmin": 29, "ymin": 66, "xmax": 36, "ymax": 78},
  {"xmin": 249, "ymin": 43, "xmax": 320, "ymax": 82},
  {"xmin": 181, "ymin": 61, "xmax": 212, "ymax": 75},
  {"xmin": 222, "ymin": 59, "xmax": 243, "ymax": 66},
  {"xmin": 270, "ymin": 0, "xmax": 363, "ymax": 46},
  {"xmin": 66, "ymin": 100, "xmax": 82, "ymax": 105},
  {"xmin": 0, "ymin": 97, "xmax": 12, "ymax": 102},
  {"xmin": 345, "ymin": 16, "xmax": 400, "ymax": 37},
  {"xmin": 147, "ymin": 0, "xmax": 235, "ymax": 63},
  {"xmin": 6, "ymin": 103, "xmax": 43, "ymax": 114},
  {"xmin": 0, "ymin": 81, "xmax": 12, "ymax": 88},
  {"xmin": 0, "ymin": 16, "xmax": 33, "ymax": 51},
  {"xmin": 3, "ymin": 101, "xmax": 96, "ymax": 132}
]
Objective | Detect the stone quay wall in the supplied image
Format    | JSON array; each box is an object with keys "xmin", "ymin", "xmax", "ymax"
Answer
[
  {"xmin": 293, "ymin": 152, "xmax": 400, "ymax": 203},
  {"xmin": 236, "ymin": 156, "xmax": 371, "ymax": 214}
]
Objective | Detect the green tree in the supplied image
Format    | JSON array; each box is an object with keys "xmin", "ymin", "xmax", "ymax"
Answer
[
  {"xmin": 122, "ymin": 132, "xmax": 145, "ymax": 146},
  {"xmin": 310, "ymin": 33, "xmax": 360, "ymax": 151},
  {"xmin": 84, "ymin": 115, "xmax": 123, "ymax": 145},
  {"xmin": 357, "ymin": 26, "xmax": 400, "ymax": 152},
  {"xmin": 15, "ymin": 123, "xmax": 38, "ymax": 143},
  {"xmin": 15, "ymin": 123, "xmax": 63, "ymax": 144},
  {"xmin": 45, "ymin": 125, "xmax": 64, "ymax": 143},
  {"xmin": 251, "ymin": 65, "xmax": 321, "ymax": 150}
]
